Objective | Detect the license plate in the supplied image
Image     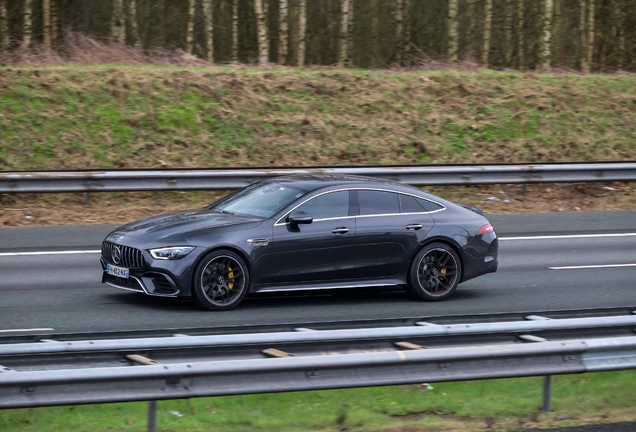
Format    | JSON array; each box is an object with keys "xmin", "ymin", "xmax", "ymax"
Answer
[{"xmin": 107, "ymin": 264, "xmax": 129, "ymax": 279}]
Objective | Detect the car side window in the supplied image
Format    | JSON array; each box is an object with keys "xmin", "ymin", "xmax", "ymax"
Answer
[
  {"xmin": 417, "ymin": 198, "xmax": 444, "ymax": 212},
  {"xmin": 358, "ymin": 190, "xmax": 400, "ymax": 216},
  {"xmin": 295, "ymin": 191, "xmax": 350, "ymax": 220},
  {"xmin": 399, "ymin": 195, "xmax": 425, "ymax": 213}
]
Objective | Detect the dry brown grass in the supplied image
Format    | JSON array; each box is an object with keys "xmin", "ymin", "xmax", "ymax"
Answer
[{"xmin": 1, "ymin": 183, "xmax": 634, "ymax": 227}]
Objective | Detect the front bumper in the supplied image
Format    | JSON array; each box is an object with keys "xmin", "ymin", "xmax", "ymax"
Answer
[
  {"xmin": 100, "ymin": 245, "xmax": 202, "ymax": 297},
  {"xmin": 101, "ymin": 264, "xmax": 181, "ymax": 297}
]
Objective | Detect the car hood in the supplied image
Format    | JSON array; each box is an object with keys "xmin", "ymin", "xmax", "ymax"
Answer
[{"xmin": 111, "ymin": 208, "xmax": 265, "ymax": 241}]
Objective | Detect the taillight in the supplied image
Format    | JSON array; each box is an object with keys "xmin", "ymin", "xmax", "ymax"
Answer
[{"xmin": 476, "ymin": 224, "xmax": 495, "ymax": 235}]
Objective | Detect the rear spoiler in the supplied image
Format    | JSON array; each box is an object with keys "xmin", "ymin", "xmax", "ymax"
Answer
[{"xmin": 459, "ymin": 204, "xmax": 486, "ymax": 215}]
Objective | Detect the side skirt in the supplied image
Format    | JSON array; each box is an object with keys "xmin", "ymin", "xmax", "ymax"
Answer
[{"xmin": 253, "ymin": 278, "xmax": 405, "ymax": 293}]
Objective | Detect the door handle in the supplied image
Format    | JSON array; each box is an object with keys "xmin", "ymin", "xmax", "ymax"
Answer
[
  {"xmin": 406, "ymin": 224, "xmax": 423, "ymax": 230},
  {"xmin": 331, "ymin": 227, "xmax": 349, "ymax": 234}
]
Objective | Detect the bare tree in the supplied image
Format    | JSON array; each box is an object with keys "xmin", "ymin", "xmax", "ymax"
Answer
[
  {"xmin": 43, "ymin": 0, "xmax": 52, "ymax": 48},
  {"xmin": 579, "ymin": 0, "xmax": 588, "ymax": 72},
  {"xmin": 542, "ymin": 0, "xmax": 553, "ymax": 68},
  {"xmin": 402, "ymin": 0, "xmax": 410, "ymax": 61},
  {"xmin": 517, "ymin": 0, "xmax": 525, "ymax": 70},
  {"xmin": 186, "ymin": 0, "xmax": 195, "ymax": 54},
  {"xmin": 504, "ymin": 0, "xmax": 512, "ymax": 65},
  {"xmin": 586, "ymin": 0, "xmax": 595, "ymax": 72},
  {"xmin": 203, "ymin": 0, "xmax": 213, "ymax": 61},
  {"xmin": 23, "ymin": 0, "xmax": 33, "ymax": 46},
  {"xmin": 255, "ymin": 0, "xmax": 269, "ymax": 65},
  {"xmin": 278, "ymin": 0, "xmax": 288, "ymax": 64},
  {"xmin": 338, "ymin": 0, "xmax": 351, "ymax": 67},
  {"xmin": 447, "ymin": 0, "xmax": 458, "ymax": 61},
  {"xmin": 0, "ymin": 0, "xmax": 6, "ymax": 46},
  {"xmin": 298, "ymin": 0, "xmax": 306, "ymax": 66},
  {"xmin": 347, "ymin": 1, "xmax": 355, "ymax": 64},
  {"xmin": 129, "ymin": 0, "xmax": 141, "ymax": 49},
  {"xmin": 111, "ymin": 0, "xmax": 124, "ymax": 43},
  {"xmin": 616, "ymin": 0, "xmax": 625, "ymax": 68},
  {"xmin": 394, "ymin": 0, "xmax": 403, "ymax": 64},
  {"xmin": 51, "ymin": 0, "xmax": 58, "ymax": 42},
  {"xmin": 482, "ymin": 0, "xmax": 492, "ymax": 66},
  {"xmin": 232, "ymin": 0, "xmax": 238, "ymax": 62}
]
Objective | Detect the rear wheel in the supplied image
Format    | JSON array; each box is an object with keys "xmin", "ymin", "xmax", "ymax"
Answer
[
  {"xmin": 406, "ymin": 243, "xmax": 461, "ymax": 301},
  {"xmin": 192, "ymin": 250, "xmax": 249, "ymax": 311}
]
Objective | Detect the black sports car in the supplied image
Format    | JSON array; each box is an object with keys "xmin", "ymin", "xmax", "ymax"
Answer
[{"xmin": 101, "ymin": 175, "xmax": 498, "ymax": 310}]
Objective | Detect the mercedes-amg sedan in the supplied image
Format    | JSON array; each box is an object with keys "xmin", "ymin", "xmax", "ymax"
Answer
[{"xmin": 101, "ymin": 175, "xmax": 498, "ymax": 310}]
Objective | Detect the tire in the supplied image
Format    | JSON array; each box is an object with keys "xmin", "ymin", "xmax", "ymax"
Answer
[
  {"xmin": 406, "ymin": 242, "xmax": 462, "ymax": 301},
  {"xmin": 192, "ymin": 249, "xmax": 250, "ymax": 311}
]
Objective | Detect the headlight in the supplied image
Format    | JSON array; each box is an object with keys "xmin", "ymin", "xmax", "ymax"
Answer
[{"xmin": 149, "ymin": 246, "xmax": 195, "ymax": 260}]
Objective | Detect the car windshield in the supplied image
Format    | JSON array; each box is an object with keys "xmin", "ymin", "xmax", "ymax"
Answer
[{"xmin": 209, "ymin": 182, "xmax": 307, "ymax": 218}]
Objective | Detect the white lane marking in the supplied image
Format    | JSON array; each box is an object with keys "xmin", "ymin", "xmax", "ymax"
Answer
[
  {"xmin": 0, "ymin": 250, "xmax": 100, "ymax": 257},
  {"xmin": 550, "ymin": 263, "xmax": 636, "ymax": 270},
  {"xmin": 0, "ymin": 328, "xmax": 54, "ymax": 333},
  {"xmin": 500, "ymin": 233, "xmax": 636, "ymax": 241}
]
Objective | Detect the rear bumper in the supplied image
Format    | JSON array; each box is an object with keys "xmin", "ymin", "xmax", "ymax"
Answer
[{"xmin": 462, "ymin": 258, "xmax": 498, "ymax": 283}]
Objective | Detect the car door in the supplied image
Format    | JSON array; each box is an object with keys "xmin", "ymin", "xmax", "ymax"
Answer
[
  {"xmin": 271, "ymin": 190, "xmax": 357, "ymax": 284},
  {"xmin": 352, "ymin": 190, "xmax": 434, "ymax": 278}
]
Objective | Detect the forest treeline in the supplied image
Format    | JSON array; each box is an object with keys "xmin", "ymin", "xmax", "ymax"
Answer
[{"xmin": 0, "ymin": 0, "xmax": 632, "ymax": 72}]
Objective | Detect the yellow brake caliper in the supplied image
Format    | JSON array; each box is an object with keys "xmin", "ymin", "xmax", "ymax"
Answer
[
  {"xmin": 228, "ymin": 267, "xmax": 234, "ymax": 289},
  {"xmin": 440, "ymin": 267, "xmax": 446, "ymax": 280}
]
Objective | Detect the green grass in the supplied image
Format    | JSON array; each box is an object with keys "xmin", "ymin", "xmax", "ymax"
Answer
[
  {"xmin": 2, "ymin": 372, "xmax": 636, "ymax": 432},
  {"xmin": 0, "ymin": 66, "xmax": 635, "ymax": 171}
]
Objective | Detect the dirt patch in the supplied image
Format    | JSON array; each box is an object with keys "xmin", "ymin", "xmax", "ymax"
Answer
[{"xmin": 1, "ymin": 183, "xmax": 634, "ymax": 227}]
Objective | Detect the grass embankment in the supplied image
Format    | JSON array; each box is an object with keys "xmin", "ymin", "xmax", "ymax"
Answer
[
  {"xmin": 1, "ymin": 66, "xmax": 635, "ymax": 225},
  {"xmin": 1, "ymin": 372, "xmax": 636, "ymax": 432},
  {"xmin": 1, "ymin": 67, "xmax": 635, "ymax": 170}
]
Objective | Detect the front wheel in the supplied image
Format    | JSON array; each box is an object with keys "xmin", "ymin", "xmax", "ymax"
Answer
[
  {"xmin": 406, "ymin": 243, "xmax": 461, "ymax": 301},
  {"xmin": 192, "ymin": 250, "xmax": 249, "ymax": 311}
]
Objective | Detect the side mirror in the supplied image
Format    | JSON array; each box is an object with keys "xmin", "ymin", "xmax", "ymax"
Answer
[{"xmin": 288, "ymin": 211, "xmax": 313, "ymax": 225}]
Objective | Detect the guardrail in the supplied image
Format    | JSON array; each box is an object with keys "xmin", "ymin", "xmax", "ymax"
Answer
[
  {"xmin": 2, "ymin": 311, "xmax": 636, "ymax": 432},
  {"xmin": 2, "ymin": 162, "xmax": 636, "ymax": 193}
]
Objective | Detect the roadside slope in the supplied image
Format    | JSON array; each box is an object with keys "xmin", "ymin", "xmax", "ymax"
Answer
[{"xmin": 1, "ymin": 67, "xmax": 635, "ymax": 171}]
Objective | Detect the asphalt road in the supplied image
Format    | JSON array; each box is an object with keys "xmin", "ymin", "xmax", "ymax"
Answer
[{"xmin": 1, "ymin": 210, "xmax": 635, "ymax": 334}]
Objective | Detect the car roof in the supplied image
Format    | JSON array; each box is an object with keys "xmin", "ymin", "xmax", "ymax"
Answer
[{"xmin": 263, "ymin": 174, "xmax": 421, "ymax": 194}]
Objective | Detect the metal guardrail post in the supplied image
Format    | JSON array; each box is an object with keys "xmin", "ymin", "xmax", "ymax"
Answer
[
  {"xmin": 148, "ymin": 401, "xmax": 157, "ymax": 432},
  {"xmin": 542, "ymin": 375, "xmax": 552, "ymax": 412}
]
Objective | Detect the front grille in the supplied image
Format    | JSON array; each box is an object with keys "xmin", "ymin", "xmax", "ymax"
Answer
[{"xmin": 102, "ymin": 242, "xmax": 146, "ymax": 269}]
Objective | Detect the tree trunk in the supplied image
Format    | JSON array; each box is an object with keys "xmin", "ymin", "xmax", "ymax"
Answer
[
  {"xmin": 0, "ymin": 0, "xmax": 6, "ymax": 46},
  {"xmin": 617, "ymin": 0, "xmax": 625, "ymax": 69},
  {"xmin": 542, "ymin": 0, "xmax": 553, "ymax": 68},
  {"xmin": 129, "ymin": 0, "xmax": 141, "ymax": 49},
  {"xmin": 447, "ymin": 0, "xmax": 458, "ymax": 62},
  {"xmin": 394, "ymin": 0, "xmax": 403, "ymax": 64},
  {"xmin": 466, "ymin": 0, "xmax": 477, "ymax": 57},
  {"xmin": 51, "ymin": 0, "xmax": 58, "ymax": 42},
  {"xmin": 255, "ymin": 0, "xmax": 269, "ymax": 65},
  {"xmin": 43, "ymin": 0, "xmax": 51, "ymax": 48},
  {"xmin": 481, "ymin": 0, "xmax": 492, "ymax": 66},
  {"xmin": 203, "ymin": 0, "xmax": 213, "ymax": 61},
  {"xmin": 517, "ymin": 0, "xmax": 525, "ymax": 70},
  {"xmin": 111, "ymin": 0, "xmax": 124, "ymax": 43},
  {"xmin": 278, "ymin": 0, "xmax": 288, "ymax": 64},
  {"xmin": 232, "ymin": 0, "xmax": 238, "ymax": 62},
  {"xmin": 370, "ymin": 0, "xmax": 378, "ymax": 65},
  {"xmin": 504, "ymin": 0, "xmax": 512, "ymax": 65},
  {"xmin": 186, "ymin": 0, "xmax": 195, "ymax": 54},
  {"xmin": 338, "ymin": 0, "xmax": 350, "ymax": 67},
  {"xmin": 586, "ymin": 0, "xmax": 594, "ymax": 72},
  {"xmin": 580, "ymin": 0, "xmax": 588, "ymax": 72},
  {"xmin": 298, "ymin": 0, "xmax": 306, "ymax": 66},
  {"xmin": 23, "ymin": 0, "xmax": 33, "ymax": 46},
  {"xmin": 402, "ymin": 0, "xmax": 410, "ymax": 62}
]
